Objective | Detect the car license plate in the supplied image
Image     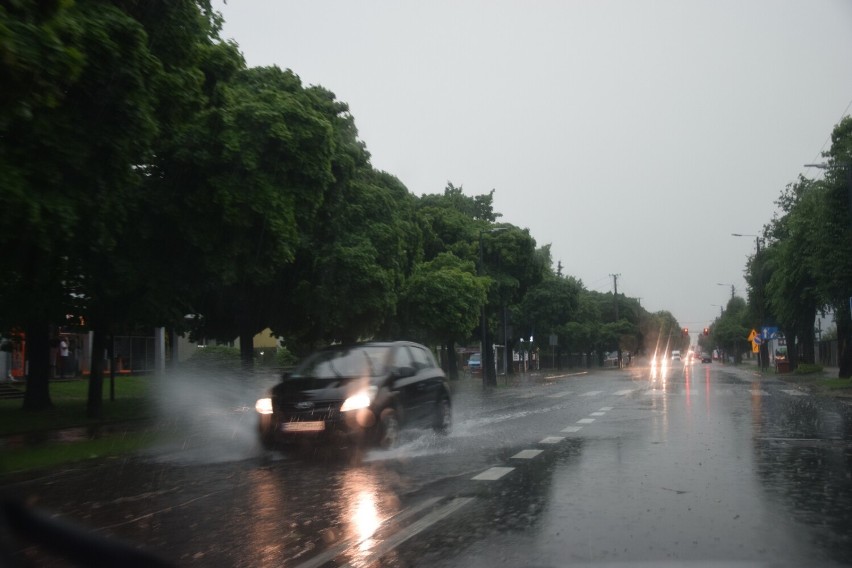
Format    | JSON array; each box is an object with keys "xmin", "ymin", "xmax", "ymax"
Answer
[{"xmin": 282, "ymin": 421, "xmax": 325, "ymax": 432}]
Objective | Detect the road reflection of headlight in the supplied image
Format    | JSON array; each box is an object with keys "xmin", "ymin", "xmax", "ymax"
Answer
[
  {"xmin": 255, "ymin": 397, "xmax": 273, "ymax": 414},
  {"xmin": 354, "ymin": 491, "xmax": 380, "ymax": 546}
]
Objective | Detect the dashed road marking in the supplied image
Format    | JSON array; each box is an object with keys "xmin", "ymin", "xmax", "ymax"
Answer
[
  {"xmin": 581, "ymin": 390, "xmax": 602, "ymax": 396},
  {"xmin": 561, "ymin": 426, "xmax": 582, "ymax": 433},
  {"xmin": 781, "ymin": 389, "xmax": 806, "ymax": 396},
  {"xmin": 511, "ymin": 449, "xmax": 543, "ymax": 459},
  {"xmin": 751, "ymin": 390, "xmax": 771, "ymax": 396},
  {"xmin": 547, "ymin": 390, "xmax": 573, "ymax": 398},
  {"xmin": 577, "ymin": 418, "xmax": 595, "ymax": 424},
  {"xmin": 539, "ymin": 436, "xmax": 564, "ymax": 444},
  {"xmin": 599, "ymin": 406, "xmax": 613, "ymax": 411},
  {"xmin": 590, "ymin": 411, "xmax": 605, "ymax": 416},
  {"xmin": 614, "ymin": 389, "xmax": 634, "ymax": 395},
  {"xmin": 472, "ymin": 467, "xmax": 515, "ymax": 481}
]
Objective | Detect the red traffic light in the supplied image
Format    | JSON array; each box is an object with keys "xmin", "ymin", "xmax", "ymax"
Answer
[
  {"xmin": 682, "ymin": 327, "xmax": 689, "ymax": 335},
  {"xmin": 703, "ymin": 327, "xmax": 710, "ymax": 336}
]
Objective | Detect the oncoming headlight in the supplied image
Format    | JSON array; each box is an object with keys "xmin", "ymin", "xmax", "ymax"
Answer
[
  {"xmin": 341, "ymin": 386, "xmax": 378, "ymax": 412},
  {"xmin": 255, "ymin": 397, "xmax": 273, "ymax": 415}
]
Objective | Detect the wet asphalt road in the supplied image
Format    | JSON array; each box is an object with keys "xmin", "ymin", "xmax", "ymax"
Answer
[{"xmin": 5, "ymin": 361, "xmax": 852, "ymax": 567}]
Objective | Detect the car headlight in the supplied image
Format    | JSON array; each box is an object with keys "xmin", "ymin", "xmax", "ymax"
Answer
[
  {"xmin": 341, "ymin": 386, "xmax": 378, "ymax": 412},
  {"xmin": 255, "ymin": 397, "xmax": 273, "ymax": 415}
]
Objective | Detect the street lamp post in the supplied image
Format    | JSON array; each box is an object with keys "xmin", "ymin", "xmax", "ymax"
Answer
[
  {"xmin": 732, "ymin": 232, "xmax": 768, "ymax": 370},
  {"xmin": 717, "ymin": 282, "xmax": 735, "ymax": 300},
  {"xmin": 479, "ymin": 227, "xmax": 507, "ymax": 387}
]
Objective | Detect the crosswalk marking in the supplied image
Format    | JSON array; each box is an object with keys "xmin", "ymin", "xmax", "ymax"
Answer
[
  {"xmin": 577, "ymin": 418, "xmax": 595, "ymax": 424},
  {"xmin": 539, "ymin": 436, "xmax": 564, "ymax": 444},
  {"xmin": 472, "ymin": 467, "xmax": 515, "ymax": 481},
  {"xmin": 511, "ymin": 449, "xmax": 543, "ymax": 459},
  {"xmin": 547, "ymin": 390, "xmax": 573, "ymax": 398},
  {"xmin": 590, "ymin": 411, "xmax": 605, "ymax": 416},
  {"xmin": 561, "ymin": 426, "xmax": 582, "ymax": 433}
]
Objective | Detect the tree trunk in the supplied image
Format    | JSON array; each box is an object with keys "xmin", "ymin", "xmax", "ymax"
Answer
[
  {"xmin": 484, "ymin": 329, "xmax": 497, "ymax": 386},
  {"xmin": 239, "ymin": 327, "xmax": 254, "ymax": 371},
  {"xmin": 22, "ymin": 321, "xmax": 53, "ymax": 411},
  {"xmin": 87, "ymin": 326, "xmax": 105, "ymax": 419},
  {"xmin": 444, "ymin": 341, "xmax": 458, "ymax": 380},
  {"xmin": 838, "ymin": 309, "xmax": 852, "ymax": 378},
  {"xmin": 108, "ymin": 334, "xmax": 116, "ymax": 402}
]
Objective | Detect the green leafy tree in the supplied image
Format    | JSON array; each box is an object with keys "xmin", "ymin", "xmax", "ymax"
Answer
[
  {"xmin": 516, "ymin": 273, "xmax": 582, "ymax": 369},
  {"xmin": 401, "ymin": 253, "xmax": 488, "ymax": 378},
  {"xmin": 809, "ymin": 118, "xmax": 852, "ymax": 377},
  {"xmin": 278, "ymin": 168, "xmax": 419, "ymax": 350},
  {"xmin": 158, "ymin": 67, "xmax": 352, "ymax": 367}
]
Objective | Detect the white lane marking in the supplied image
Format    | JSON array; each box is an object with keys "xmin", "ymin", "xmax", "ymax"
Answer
[
  {"xmin": 590, "ymin": 412, "xmax": 605, "ymax": 416},
  {"xmin": 472, "ymin": 467, "xmax": 515, "ymax": 481},
  {"xmin": 511, "ymin": 449, "xmax": 543, "ymax": 459},
  {"xmin": 581, "ymin": 390, "xmax": 602, "ymax": 396},
  {"xmin": 293, "ymin": 496, "xmax": 444, "ymax": 568},
  {"xmin": 599, "ymin": 406, "xmax": 614, "ymax": 411},
  {"xmin": 577, "ymin": 418, "xmax": 596, "ymax": 424},
  {"xmin": 751, "ymin": 390, "xmax": 771, "ymax": 396},
  {"xmin": 339, "ymin": 497, "xmax": 475, "ymax": 568},
  {"xmin": 547, "ymin": 390, "xmax": 573, "ymax": 398},
  {"xmin": 614, "ymin": 389, "xmax": 634, "ymax": 395},
  {"xmin": 716, "ymin": 389, "xmax": 734, "ymax": 396},
  {"xmin": 561, "ymin": 426, "xmax": 582, "ymax": 433},
  {"xmin": 539, "ymin": 436, "xmax": 564, "ymax": 444},
  {"xmin": 519, "ymin": 392, "xmax": 540, "ymax": 398},
  {"xmin": 782, "ymin": 389, "xmax": 806, "ymax": 396}
]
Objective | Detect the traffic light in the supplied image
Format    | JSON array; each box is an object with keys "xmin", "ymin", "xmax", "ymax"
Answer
[
  {"xmin": 703, "ymin": 327, "xmax": 710, "ymax": 336},
  {"xmin": 682, "ymin": 327, "xmax": 689, "ymax": 336}
]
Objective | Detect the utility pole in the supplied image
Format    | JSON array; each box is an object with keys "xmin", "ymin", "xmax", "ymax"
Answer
[{"xmin": 611, "ymin": 273, "xmax": 621, "ymax": 367}]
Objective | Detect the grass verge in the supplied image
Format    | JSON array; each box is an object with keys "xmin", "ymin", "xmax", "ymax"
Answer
[
  {"xmin": 2, "ymin": 431, "xmax": 160, "ymax": 475},
  {"xmin": 0, "ymin": 377, "xmax": 154, "ymax": 437},
  {"xmin": 0, "ymin": 377, "xmax": 158, "ymax": 475}
]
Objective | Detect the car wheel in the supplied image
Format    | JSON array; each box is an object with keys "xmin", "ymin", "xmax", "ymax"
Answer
[
  {"xmin": 433, "ymin": 397, "xmax": 452, "ymax": 435},
  {"xmin": 377, "ymin": 408, "xmax": 400, "ymax": 449}
]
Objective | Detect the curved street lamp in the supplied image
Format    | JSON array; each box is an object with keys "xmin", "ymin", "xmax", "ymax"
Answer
[{"xmin": 717, "ymin": 282, "xmax": 735, "ymax": 300}]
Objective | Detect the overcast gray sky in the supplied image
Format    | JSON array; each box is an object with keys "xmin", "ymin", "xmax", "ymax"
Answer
[{"xmin": 215, "ymin": 0, "xmax": 852, "ymax": 335}]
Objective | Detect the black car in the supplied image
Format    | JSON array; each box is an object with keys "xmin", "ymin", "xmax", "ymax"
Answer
[
  {"xmin": 256, "ymin": 341, "xmax": 452, "ymax": 450},
  {"xmin": 700, "ymin": 352, "xmax": 712, "ymax": 363}
]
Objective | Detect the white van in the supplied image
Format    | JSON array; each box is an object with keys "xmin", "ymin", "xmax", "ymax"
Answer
[{"xmin": 671, "ymin": 350, "xmax": 682, "ymax": 361}]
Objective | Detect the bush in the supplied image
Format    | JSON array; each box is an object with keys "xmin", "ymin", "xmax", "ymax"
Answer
[
  {"xmin": 187, "ymin": 345, "xmax": 241, "ymax": 369},
  {"xmin": 275, "ymin": 346, "xmax": 298, "ymax": 367},
  {"xmin": 794, "ymin": 363, "xmax": 823, "ymax": 375}
]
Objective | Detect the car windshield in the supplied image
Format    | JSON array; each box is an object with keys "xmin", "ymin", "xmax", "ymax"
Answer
[{"xmin": 291, "ymin": 346, "xmax": 389, "ymax": 379}]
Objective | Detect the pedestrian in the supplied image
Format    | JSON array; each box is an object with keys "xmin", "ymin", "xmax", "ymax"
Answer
[{"xmin": 59, "ymin": 337, "xmax": 69, "ymax": 378}]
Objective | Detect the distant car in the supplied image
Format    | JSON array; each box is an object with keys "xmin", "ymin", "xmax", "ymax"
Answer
[
  {"xmin": 700, "ymin": 352, "xmax": 712, "ymax": 363},
  {"xmin": 671, "ymin": 350, "xmax": 682, "ymax": 361},
  {"xmin": 256, "ymin": 341, "xmax": 452, "ymax": 450},
  {"xmin": 467, "ymin": 352, "xmax": 481, "ymax": 373}
]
